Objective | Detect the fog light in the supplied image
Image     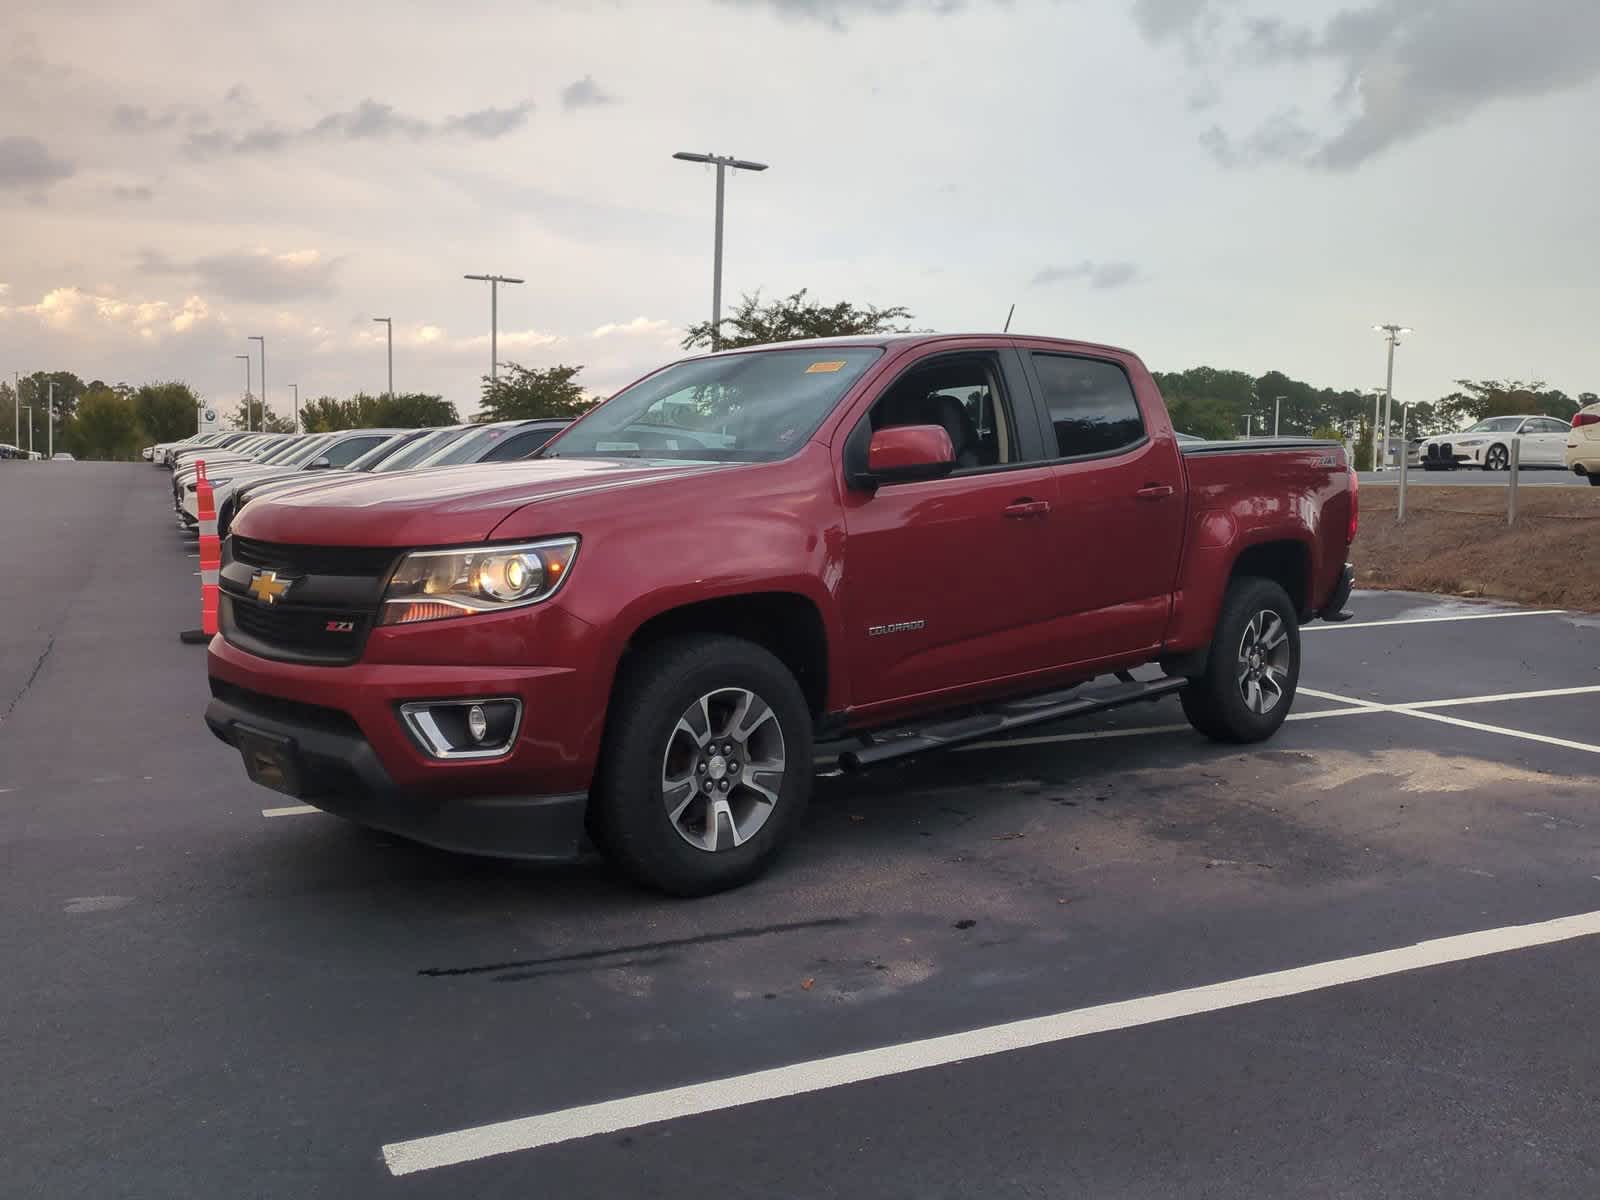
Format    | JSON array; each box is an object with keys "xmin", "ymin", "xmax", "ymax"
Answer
[{"xmin": 398, "ymin": 698, "xmax": 522, "ymax": 759}]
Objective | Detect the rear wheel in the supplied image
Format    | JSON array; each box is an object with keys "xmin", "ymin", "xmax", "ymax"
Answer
[
  {"xmin": 1180, "ymin": 577, "xmax": 1301, "ymax": 744},
  {"xmin": 1588, "ymin": 473, "xmax": 1600, "ymax": 487},
  {"xmin": 592, "ymin": 635, "xmax": 813, "ymax": 896}
]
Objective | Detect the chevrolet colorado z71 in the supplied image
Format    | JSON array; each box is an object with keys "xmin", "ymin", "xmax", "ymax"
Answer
[{"xmin": 205, "ymin": 334, "xmax": 1357, "ymax": 894}]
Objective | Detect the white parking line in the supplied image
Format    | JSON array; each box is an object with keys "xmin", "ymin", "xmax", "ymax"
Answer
[
  {"xmin": 1299, "ymin": 686, "xmax": 1600, "ymax": 756},
  {"xmin": 261, "ymin": 804, "xmax": 319, "ymax": 818},
  {"xmin": 381, "ymin": 907, "xmax": 1600, "ymax": 1176},
  {"xmin": 1303, "ymin": 609, "xmax": 1565, "ymax": 632},
  {"xmin": 958, "ymin": 703, "xmax": 1377, "ymax": 753}
]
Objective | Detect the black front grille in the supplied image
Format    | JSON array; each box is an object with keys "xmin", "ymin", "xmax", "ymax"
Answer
[
  {"xmin": 231, "ymin": 537, "xmax": 398, "ymax": 579},
  {"xmin": 209, "ymin": 678, "xmax": 363, "ymax": 737},
  {"xmin": 221, "ymin": 595, "xmax": 371, "ymax": 665}
]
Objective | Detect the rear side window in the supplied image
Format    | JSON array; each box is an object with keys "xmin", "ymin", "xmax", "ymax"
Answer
[
  {"xmin": 479, "ymin": 427, "xmax": 560, "ymax": 462},
  {"xmin": 1031, "ymin": 353, "xmax": 1145, "ymax": 459}
]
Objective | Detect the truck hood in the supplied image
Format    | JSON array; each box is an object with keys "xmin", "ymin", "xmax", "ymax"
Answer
[{"xmin": 232, "ymin": 456, "xmax": 733, "ymax": 546}]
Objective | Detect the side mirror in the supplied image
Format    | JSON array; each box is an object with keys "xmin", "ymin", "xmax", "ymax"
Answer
[
  {"xmin": 861, "ymin": 425, "xmax": 956, "ymax": 487},
  {"xmin": 307, "ymin": 456, "xmax": 332, "ymax": 470}
]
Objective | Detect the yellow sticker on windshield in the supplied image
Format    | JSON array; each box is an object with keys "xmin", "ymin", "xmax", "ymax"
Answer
[{"xmin": 806, "ymin": 360, "xmax": 847, "ymax": 374}]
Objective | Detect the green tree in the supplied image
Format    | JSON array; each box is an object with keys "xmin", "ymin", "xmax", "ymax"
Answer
[
  {"xmin": 477, "ymin": 363, "xmax": 593, "ymax": 422},
  {"xmin": 134, "ymin": 381, "xmax": 202, "ymax": 443},
  {"xmin": 20, "ymin": 371, "xmax": 87, "ymax": 425},
  {"xmin": 229, "ymin": 396, "xmax": 296, "ymax": 433},
  {"xmin": 301, "ymin": 392, "xmax": 458, "ymax": 431},
  {"xmin": 300, "ymin": 396, "xmax": 353, "ymax": 432},
  {"xmin": 682, "ymin": 289, "xmax": 914, "ymax": 351},
  {"xmin": 1438, "ymin": 380, "xmax": 1579, "ymax": 426},
  {"xmin": 65, "ymin": 387, "xmax": 143, "ymax": 459}
]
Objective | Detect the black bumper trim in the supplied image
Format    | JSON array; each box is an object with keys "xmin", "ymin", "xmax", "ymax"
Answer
[{"xmin": 205, "ymin": 693, "xmax": 587, "ymax": 861}]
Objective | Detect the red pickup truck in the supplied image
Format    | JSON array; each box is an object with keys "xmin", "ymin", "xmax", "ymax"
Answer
[{"xmin": 206, "ymin": 334, "xmax": 1356, "ymax": 894}]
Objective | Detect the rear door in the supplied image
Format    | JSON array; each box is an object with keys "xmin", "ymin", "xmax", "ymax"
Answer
[
  {"xmin": 1023, "ymin": 349, "xmax": 1187, "ymax": 664},
  {"xmin": 838, "ymin": 346, "xmax": 1066, "ymax": 712}
]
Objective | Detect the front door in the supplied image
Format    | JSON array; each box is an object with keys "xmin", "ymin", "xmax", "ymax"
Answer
[{"xmin": 838, "ymin": 349, "xmax": 1065, "ymax": 714}]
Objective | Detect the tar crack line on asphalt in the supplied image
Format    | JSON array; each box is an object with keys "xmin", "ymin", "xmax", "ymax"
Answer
[
  {"xmin": 418, "ymin": 915, "xmax": 858, "ymax": 979},
  {"xmin": 1, "ymin": 633, "xmax": 55, "ymax": 724}
]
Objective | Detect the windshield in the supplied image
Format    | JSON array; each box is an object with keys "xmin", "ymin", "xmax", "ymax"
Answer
[
  {"xmin": 373, "ymin": 426, "xmax": 470, "ymax": 472},
  {"xmin": 278, "ymin": 434, "xmax": 335, "ymax": 466},
  {"xmin": 545, "ymin": 348, "xmax": 883, "ymax": 462},
  {"xmin": 417, "ymin": 424, "xmax": 526, "ymax": 468},
  {"xmin": 345, "ymin": 432, "xmax": 425, "ymax": 472},
  {"xmin": 1466, "ymin": 418, "xmax": 1523, "ymax": 433},
  {"xmin": 254, "ymin": 437, "xmax": 307, "ymax": 464}
]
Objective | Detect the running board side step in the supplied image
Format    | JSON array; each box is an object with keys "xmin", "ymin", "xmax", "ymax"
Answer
[{"xmin": 837, "ymin": 676, "xmax": 1189, "ymax": 771}]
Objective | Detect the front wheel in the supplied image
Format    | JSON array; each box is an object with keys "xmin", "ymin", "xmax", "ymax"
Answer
[
  {"xmin": 1484, "ymin": 444, "xmax": 1509, "ymax": 471},
  {"xmin": 1181, "ymin": 577, "xmax": 1301, "ymax": 744},
  {"xmin": 1587, "ymin": 472, "xmax": 1600, "ymax": 487},
  {"xmin": 592, "ymin": 634, "xmax": 813, "ymax": 896}
]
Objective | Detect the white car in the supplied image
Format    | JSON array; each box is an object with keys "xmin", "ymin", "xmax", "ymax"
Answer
[
  {"xmin": 1567, "ymin": 401, "xmax": 1600, "ymax": 486},
  {"xmin": 1415, "ymin": 415, "xmax": 1573, "ymax": 472}
]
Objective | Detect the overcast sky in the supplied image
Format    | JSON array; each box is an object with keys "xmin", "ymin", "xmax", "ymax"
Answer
[{"xmin": 3, "ymin": 0, "xmax": 1598, "ymax": 420}]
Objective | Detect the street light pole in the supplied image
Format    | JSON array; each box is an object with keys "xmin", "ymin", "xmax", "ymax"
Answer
[
  {"xmin": 288, "ymin": 383, "xmax": 299, "ymax": 432},
  {"xmin": 1373, "ymin": 323, "xmax": 1411, "ymax": 471},
  {"xmin": 235, "ymin": 354, "xmax": 252, "ymax": 430},
  {"xmin": 373, "ymin": 318, "xmax": 393, "ymax": 398},
  {"xmin": 47, "ymin": 381, "xmax": 54, "ymax": 459},
  {"xmin": 463, "ymin": 275, "xmax": 525, "ymax": 384},
  {"xmin": 673, "ymin": 151, "xmax": 769, "ymax": 351},
  {"xmin": 1274, "ymin": 395, "xmax": 1286, "ymax": 438},
  {"xmin": 20, "ymin": 406, "xmax": 31, "ymax": 456},
  {"xmin": 249, "ymin": 335, "xmax": 266, "ymax": 428}
]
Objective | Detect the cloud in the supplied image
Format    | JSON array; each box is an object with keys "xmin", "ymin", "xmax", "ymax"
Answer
[
  {"xmin": 111, "ymin": 103, "xmax": 178, "ymax": 133},
  {"xmin": 561, "ymin": 76, "xmax": 617, "ymax": 111},
  {"xmin": 590, "ymin": 316, "xmax": 677, "ymax": 340},
  {"xmin": 444, "ymin": 102, "xmax": 534, "ymax": 137},
  {"xmin": 1145, "ymin": 0, "xmax": 1600, "ymax": 170},
  {"xmin": 1199, "ymin": 110, "xmax": 1317, "ymax": 168},
  {"xmin": 139, "ymin": 247, "xmax": 344, "ymax": 302},
  {"xmin": 1030, "ymin": 260, "xmax": 1144, "ymax": 289},
  {"xmin": 716, "ymin": 0, "xmax": 988, "ymax": 30},
  {"xmin": 184, "ymin": 96, "xmax": 531, "ymax": 157},
  {"xmin": 0, "ymin": 286, "xmax": 211, "ymax": 339},
  {"xmin": 0, "ymin": 136, "xmax": 74, "ymax": 192},
  {"xmin": 111, "ymin": 184, "xmax": 155, "ymax": 203}
]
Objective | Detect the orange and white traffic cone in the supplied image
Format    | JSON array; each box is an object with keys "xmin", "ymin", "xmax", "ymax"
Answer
[{"xmin": 180, "ymin": 460, "xmax": 223, "ymax": 644}]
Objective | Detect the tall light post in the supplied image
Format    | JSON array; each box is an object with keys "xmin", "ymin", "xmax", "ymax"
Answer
[
  {"xmin": 288, "ymin": 383, "xmax": 299, "ymax": 432},
  {"xmin": 373, "ymin": 317, "xmax": 393, "ymax": 398},
  {"xmin": 672, "ymin": 151, "xmax": 769, "ymax": 351},
  {"xmin": 1274, "ymin": 395, "xmax": 1286, "ymax": 438},
  {"xmin": 1373, "ymin": 323, "xmax": 1411, "ymax": 471},
  {"xmin": 249, "ymin": 335, "xmax": 266, "ymax": 428},
  {"xmin": 463, "ymin": 274, "xmax": 524, "ymax": 384},
  {"xmin": 12, "ymin": 371, "xmax": 19, "ymax": 450},
  {"xmin": 235, "ymin": 354, "xmax": 252, "ymax": 430},
  {"xmin": 21, "ymin": 405, "xmax": 31, "ymax": 456},
  {"xmin": 47, "ymin": 381, "xmax": 55, "ymax": 459}
]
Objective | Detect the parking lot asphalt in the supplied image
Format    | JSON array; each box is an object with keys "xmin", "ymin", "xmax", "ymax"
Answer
[{"xmin": 4, "ymin": 463, "xmax": 1599, "ymax": 1199}]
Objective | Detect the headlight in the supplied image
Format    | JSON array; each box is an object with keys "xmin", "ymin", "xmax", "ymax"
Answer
[
  {"xmin": 1456, "ymin": 439, "xmax": 1483, "ymax": 448},
  {"xmin": 379, "ymin": 537, "xmax": 579, "ymax": 626}
]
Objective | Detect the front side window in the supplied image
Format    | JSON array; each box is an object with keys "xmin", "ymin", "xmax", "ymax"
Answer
[
  {"xmin": 866, "ymin": 353, "xmax": 1017, "ymax": 471},
  {"xmin": 1468, "ymin": 418, "xmax": 1522, "ymax": 433},
  {"xmin": 547, "ymin": 348, "xmax": 882, "ymax": 462},
  {"xmin": 1032, "ymin": 353, "xmax": 1145, "ymax": 458}
]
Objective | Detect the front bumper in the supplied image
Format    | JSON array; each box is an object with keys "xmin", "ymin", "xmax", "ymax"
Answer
[{"xmin": 205, "ymin": 678, "xmax": 589, "ymax": 860}]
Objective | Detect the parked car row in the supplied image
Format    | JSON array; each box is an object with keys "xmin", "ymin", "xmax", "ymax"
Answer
[{"xmin": 161, "ymin": 420, "xmax": 572, "ymax": 537}]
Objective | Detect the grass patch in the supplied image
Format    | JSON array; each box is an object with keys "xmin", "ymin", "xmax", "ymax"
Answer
[{"xmin": 1355, "ymin": 484, "xmax": 1600, "ymax": 610}]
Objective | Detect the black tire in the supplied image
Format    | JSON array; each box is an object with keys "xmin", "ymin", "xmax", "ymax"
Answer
[
  {"xmin": 1587, "ymin": 473, "xmax": 1600, "ymax": 487},
  {"xmin": 1180, "ymin": 577, "xmax": 1301, "ymax": 744},
  {"xmin": 1484, "ymin": 444, "xmax": 1509, "ymax": 471},
  {"xmin": 1422, "ymin": 462, "xmax": 1442, "ymax": 472},
  {"xmin": 592, "ymin": 635, "xmax": 813, "ymax": 896}
]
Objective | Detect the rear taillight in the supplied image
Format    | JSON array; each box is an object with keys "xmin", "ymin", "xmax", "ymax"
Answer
[
  {"xmin": 1574, "ymin": 411, "xmax": 1599, "ymax": 428},
  {"xmin": 1347, "ymin": 468, "xmax": 1359, "ymax": 544}
]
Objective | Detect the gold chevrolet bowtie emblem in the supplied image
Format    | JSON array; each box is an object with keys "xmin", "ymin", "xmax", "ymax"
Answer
[{"xmin": 248, "ymin": 569, "xmax": 293, "ymax": 605}]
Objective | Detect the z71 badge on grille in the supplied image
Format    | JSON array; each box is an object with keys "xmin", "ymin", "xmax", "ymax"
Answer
[{"xmin": 324, "ymin": 620, "xmax": 355, "ymax": 633}]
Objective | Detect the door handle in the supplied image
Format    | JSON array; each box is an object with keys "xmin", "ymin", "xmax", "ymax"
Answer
[
  {"xmin": 1135, "ymin": 484, "xmax": 1175, "ymax": 500},
  {"xmin": 1003, "ymin": 499, "xmax": 1051, "ymax": 519}
]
